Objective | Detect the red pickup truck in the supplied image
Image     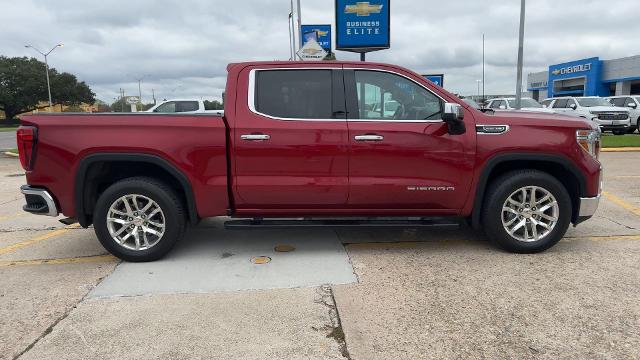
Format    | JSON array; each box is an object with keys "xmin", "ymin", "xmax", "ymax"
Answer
[{"xmin": 17, "ymin": 61, "xmax": 602, "ymax": 261}]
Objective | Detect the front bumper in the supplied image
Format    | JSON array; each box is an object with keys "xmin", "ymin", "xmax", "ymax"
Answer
[{"xmin": 20, "ymin": 185, "xmax": 59, "ymax": 217}]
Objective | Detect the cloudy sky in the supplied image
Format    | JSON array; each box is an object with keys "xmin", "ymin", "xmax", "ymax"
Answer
[{"xmin": 1, "ymin": 0, "xmax": 637, "ymax": 104}]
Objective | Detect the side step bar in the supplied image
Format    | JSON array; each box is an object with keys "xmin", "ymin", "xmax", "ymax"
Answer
[{"xmin": 224, "ymin": 217, "xmax": 461, "ymax": 230}]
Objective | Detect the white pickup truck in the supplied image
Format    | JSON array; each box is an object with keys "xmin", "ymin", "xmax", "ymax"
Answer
[{"xmin": 146, "ymin": 99, "xmax": 224, "ymax": 115}]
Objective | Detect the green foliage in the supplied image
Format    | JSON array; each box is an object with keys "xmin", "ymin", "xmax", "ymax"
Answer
[
  {"xmin": 601, "ymin": 133, "xmax": 640, "ymax": 148},
  {"xmin": 204, "ymin": 99, "xmax": 223, "ymax": 110},
  {"xmin": 0, "ymin": 56, "xmax": 95, "ymax": 120}
]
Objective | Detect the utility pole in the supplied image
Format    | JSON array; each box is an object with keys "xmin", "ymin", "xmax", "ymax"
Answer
[
  {"xmin": 25, "ymin": 43, "xmax": 63, "ymax": 112},
  {"xmin": 294, "ymin": 0, "xmax": 302, "ymax": 60},
  {"xmin": 515, "ymin": 0, "xmax": 526, "ymax": 110},
  {"xmin": 120, "ymin": 88, "xmax": 125, "ymax": 112},
  {"xmin": 482, "ymin": 34, "xmax": 485, "ymax": 102},
  {"xmin": 289, "ymin": 0, "xmax": 295, "ymax": 60},
  {"xmin": 152, "ymin": 88, "xmax": 156, "ymax": 105}
]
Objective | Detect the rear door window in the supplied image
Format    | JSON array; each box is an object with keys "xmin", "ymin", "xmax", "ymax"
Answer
[
  {"xmin": 176, "ymin": 101, "xmax": 199, "ymax": 112},
  {"xmin": 255, "ymin": 70, "xmax": 333, "ymax": 119}
]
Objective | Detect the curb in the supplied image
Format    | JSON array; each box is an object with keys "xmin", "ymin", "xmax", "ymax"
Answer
[
  {"xmin": 2, "ymin": 151, "xmax": 18, "ymax": 158},
  {"xmin": 602, "ymin": 147, "xmax": 640, "ymax": 152}
]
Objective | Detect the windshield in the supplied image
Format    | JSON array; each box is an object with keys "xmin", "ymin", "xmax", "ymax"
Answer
[
  {"xmin": 506, "ymin": 98, "xmax": 542, "ymax": 108},
  {"xmin": 576, "ymin": 97, "xmax": 613, "ymax": 107},
  {"xmin": 635, "ymin": 97, "xmax": 640, "ymax": 104}
]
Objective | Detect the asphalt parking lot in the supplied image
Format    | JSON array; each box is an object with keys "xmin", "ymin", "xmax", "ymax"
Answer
[{"xmin": 1, "ymin": 152, "xmax": 639, "ymax": 359}]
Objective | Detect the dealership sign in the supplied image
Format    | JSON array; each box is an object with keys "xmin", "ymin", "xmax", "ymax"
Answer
[
  {"xmin": 550, "ymin": 63, "xmax": 592, "ymax": 76},
  {"xmin": 297, "ymin": 38, "xmax": 328, "ymax": 61},
  {"xmin": 423, "ymin": 74, "xmax": 444, "ymax": 87},
  {"xmin": 335, "ymin": 0, "xmax": 390, "ymax": 52},
  {"xmin": 301, "ymin": 25, "xmax": 332, "ymax": 52},
  {"xmin": 548, "ymin": 57, "xmax": 604, "ymax": 98}
]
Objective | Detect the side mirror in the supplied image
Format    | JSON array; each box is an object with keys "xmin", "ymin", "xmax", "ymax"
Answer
[
  {"xmin": 499, "ymin": 105, "xmax": 506, "ymax": 110},
  {"xmin": 443, "ymin": 103, "xmax": 466, "ymax": 135},
  {"xmin": 628, "ymin": 103, "xmax": 637, "ymax": 109},
  {"xmin": 569, "ymin": 103, "xmax": 577, "ymax": 110}
]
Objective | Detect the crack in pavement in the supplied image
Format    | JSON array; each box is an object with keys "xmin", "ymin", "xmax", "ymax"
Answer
[
  {"xmin": 597, "ymin": 215, "xmax": 639, "ymax": 230},
  {"xmin": 12, "ymin": 266, "xmax": 115, "ymax": 360},
  {"xmin": 315, "ymin": 284, "xmax": 352, "ymax": 360}
]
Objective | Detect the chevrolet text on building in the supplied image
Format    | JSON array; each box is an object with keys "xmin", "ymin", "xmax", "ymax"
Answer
[
  {"xmin": 551, "ymin": 63, "xmax": 592, "ymax": 76},
  {"xmin": 528, "ymin": 55, "xmax": 640, "ymax": 100}
]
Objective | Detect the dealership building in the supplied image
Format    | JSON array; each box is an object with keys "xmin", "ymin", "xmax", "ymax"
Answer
[{"xmin": 527, "ymin": 55, "xmax": 640, "ymax": 101}]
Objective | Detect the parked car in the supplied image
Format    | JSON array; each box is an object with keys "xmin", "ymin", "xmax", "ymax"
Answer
[
  {"xmin": 461, "ymin": 98, "xmax": 481, "ymax": 109},
  {"xmin": 486, "ymin": 98, "xmax": 556, "ymax": 113},
  {"xmin": 147, "ymin": 99, "xmax": 223, "ymax": 115},
  {"xmin": 545, "ymin": 96, "xmax": 630, "ymax": 134},
  {"xmin": 17, "ymin": 61, "xmax": 602, "ymax": 261},
  {"xmin": 606, "ymin": 96, "xmax": 640, "ymax": 133}
]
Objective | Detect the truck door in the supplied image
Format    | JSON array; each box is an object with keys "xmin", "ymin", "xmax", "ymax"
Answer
[
  {"xmin": 344, "ymin": 68, "xmax": 475, "ymax": 212},
  {"xmin": 232, "ymin": 67, "xmax": 349, "ymax": 211}
]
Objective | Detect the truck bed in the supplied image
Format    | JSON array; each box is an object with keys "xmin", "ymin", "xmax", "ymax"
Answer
[{"xmin": 20, "ymin": 113, "xmax": 230, "ymax": 220}]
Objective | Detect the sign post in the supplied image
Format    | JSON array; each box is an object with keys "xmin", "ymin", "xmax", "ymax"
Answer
[{"xmin": 335, "ymin": 0, "xmax": 390, "ymax": 61}]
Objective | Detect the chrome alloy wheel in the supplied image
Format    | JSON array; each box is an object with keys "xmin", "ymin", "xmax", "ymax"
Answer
[
  {"xmin": 501, "ymin": 186, "xmax": 559, "ymax": 242},
  {"xmin": 106, "ymin": 194, "xmax": 165, "ymax": 251}
]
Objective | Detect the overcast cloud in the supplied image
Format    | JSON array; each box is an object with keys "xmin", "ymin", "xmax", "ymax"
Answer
[{"xmin": 0, "ymin": 0, "xmax": 637, "ymax": 103}]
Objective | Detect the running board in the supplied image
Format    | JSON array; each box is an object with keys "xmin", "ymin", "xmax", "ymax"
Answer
[{"xmin": 224, "ymin": 217, "xmax": 461, "ymax": 230}]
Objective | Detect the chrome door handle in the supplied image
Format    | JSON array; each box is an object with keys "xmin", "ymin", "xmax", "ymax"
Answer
[
  {"xmin": 354, "ymin": 134, "xmax": 384, "ymax": 141},
  {"xmin": 241, "ymin": 134, "xmax": 270, "ymax": 141}
]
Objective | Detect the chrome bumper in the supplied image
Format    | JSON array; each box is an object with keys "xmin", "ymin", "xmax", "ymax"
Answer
[
  {"xmin": 578, "ymin": 195, "xmax": 600, "ymax": 217},
  {"xmin": 20, "ymin": 185, "xmax": 59, "ymax": 217}
]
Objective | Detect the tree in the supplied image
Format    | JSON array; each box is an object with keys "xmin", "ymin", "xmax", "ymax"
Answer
[{"xmin": 0, "ymin": 56, "xmax": 95, "ymax": 121}]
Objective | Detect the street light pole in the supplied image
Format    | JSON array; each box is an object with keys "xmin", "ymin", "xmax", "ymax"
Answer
[
  {"xmin": 25, "ymin": 43, "xmax": 63, "ymax": 112},
  {"xmin": 515, "ymin": 0, "xmax": 526, "ymax": 110},
  {"xmin": 476, "ymin": 80, "xmax": 482, "ymax": 98}
]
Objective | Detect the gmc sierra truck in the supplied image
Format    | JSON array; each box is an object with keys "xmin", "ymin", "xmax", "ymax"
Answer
[{"xmin": 17, "ymin": 61, "xmax": 602, "ymax": 261}]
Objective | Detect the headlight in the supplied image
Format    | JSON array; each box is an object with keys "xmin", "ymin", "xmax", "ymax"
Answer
[{"xmin": 576, "ymin": 129, "xmax": 600, "ymax": 159}]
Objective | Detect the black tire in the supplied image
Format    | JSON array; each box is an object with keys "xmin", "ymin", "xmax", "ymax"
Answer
[
  {"xmin": 482, "ymin": 170, "xmax": 572, "ymax": 253},
  {"xmin": 93, "ymin": 177, "xmax": 186, "ymax": 262}
]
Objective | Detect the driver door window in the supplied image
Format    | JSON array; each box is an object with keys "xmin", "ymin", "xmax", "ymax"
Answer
[
  {"xmin": 154, "ymin": 101, "xmax": 176, "ymax": 113},
  {"xmin": 354, "ymin": 71, "xmax": 442, "ymax": 120}
]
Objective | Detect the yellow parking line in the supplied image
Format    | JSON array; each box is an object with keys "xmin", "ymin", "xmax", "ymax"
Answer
[
  {"xmin": 0, "ymin": 254, "xmax": 117, "ymax": 267},
  {"xmin": 602, "ymin": 191, "xmax": 640, "ymax": 217},
  {"xmin": 0, "ymin": 224, "xmax": 81, "ymax": 256},
  {"xmin": 564, "ymin": 234, "xmax": 640, "ymax": 242}
]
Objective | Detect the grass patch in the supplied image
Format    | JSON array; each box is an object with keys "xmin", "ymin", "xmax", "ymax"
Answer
[
  {"xmin": 601, "ymin": 133, "xmax": 640, "ymax": 148},
  {"xmin": 6, "ymin": 148, "xmax": 17, "ymax": 154},
  {"xmin": 0, "ymin": 126, "xmax": 19, "ymax": 132}
]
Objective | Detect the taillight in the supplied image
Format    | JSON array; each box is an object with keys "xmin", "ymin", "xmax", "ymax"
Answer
[{"xmin": 17, "ymin": 126, "xmax": 37, "ymax": 171}]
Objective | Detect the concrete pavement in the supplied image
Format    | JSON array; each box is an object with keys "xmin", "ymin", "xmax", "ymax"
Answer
[
  {"xmin": 1, "ymin": 152, "xmax": 640, "ymax": 359},
  {"xmin": 0, "ymin": 131, "xmax": 16, "ymax": 151}
]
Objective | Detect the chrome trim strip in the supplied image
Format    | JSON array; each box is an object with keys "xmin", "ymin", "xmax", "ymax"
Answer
[
  {"xmin": 578, "ymin": 195, "xmax": 600, "ymax": 217},
  {"xmin": 247, "ymin": 67, "xmax": 447, "ymax": 124},
  {"xmin": 21, "ymin": 186, "xmax": 59, "ymax": 217},
  {"xmin": 476, "ymin": 124, "xmax": 510, "ymax": 135},
  {"xmin": 248, "ymin": 68, "xmax": 346, "ymax": 122}
]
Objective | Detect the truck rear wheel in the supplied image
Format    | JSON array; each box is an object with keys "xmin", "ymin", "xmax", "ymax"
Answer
[
  {"xmin": 482, "ymin": 170, "xmax": 571, "ymax": 253},
  {"xmin": 93, "ymin": 177, "xmax": 185, "ymax": 262}
]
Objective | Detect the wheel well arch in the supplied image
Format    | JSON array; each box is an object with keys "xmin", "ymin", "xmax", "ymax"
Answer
[
  {"xmin": 75, "ymin": 153, "xmax": 199, "ymax": 227},
  {"xmin": 471, "ymin": 153, "xmax": 586, "ymax": 229}
]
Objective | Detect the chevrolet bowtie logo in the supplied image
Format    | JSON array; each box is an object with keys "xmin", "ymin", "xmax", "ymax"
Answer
[
  {"xmin": 345, "ymin": 2, "xmax": 383, "ymax": 16},
  {"xmin": 551, "ymin": 69, "xmax": 561, "ymax": 75},
  {"xmin": 314, "ymin": 30, "xmax": 328, "ymax": 37},
  {"xmin": 302, "ymin": 48, "xmax": 323, "ymax": 55}
]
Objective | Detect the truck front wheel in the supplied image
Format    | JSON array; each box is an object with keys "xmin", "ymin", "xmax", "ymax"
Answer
[
  {"xmin": 482, "ymin": 170, "xmax": 572, "ymax": 253},
  {"xmin": 93, "ymin": 177, "xmax": 185, "ymax": 262}
]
